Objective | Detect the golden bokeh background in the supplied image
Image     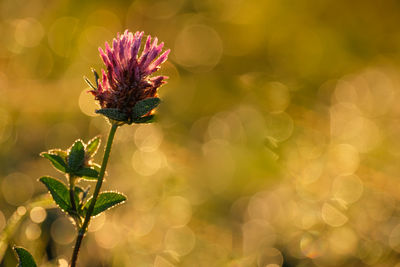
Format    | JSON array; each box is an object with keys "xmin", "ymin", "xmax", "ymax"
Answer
[{"xmin": 1, "ymin": 0, "xmax": 400, "ymax": 266}]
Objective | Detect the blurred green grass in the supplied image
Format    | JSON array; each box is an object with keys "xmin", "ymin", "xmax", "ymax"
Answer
[{"xmin": 1, "ymin": 0, "xmax": 400, "ymax": 266}]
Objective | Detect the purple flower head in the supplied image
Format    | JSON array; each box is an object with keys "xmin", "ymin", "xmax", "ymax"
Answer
[{"xmin": 91, "ymin": 30, "xmax": 170, "ymax": 120}]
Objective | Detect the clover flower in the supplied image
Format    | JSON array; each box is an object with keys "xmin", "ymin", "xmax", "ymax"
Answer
[
  {"xmin": 89, "ymin": 30, "xmax": 170, "ymax": 123},
  {"xmin": 16, "ymin": 29, "xmax": 171, "ymax": 267}
]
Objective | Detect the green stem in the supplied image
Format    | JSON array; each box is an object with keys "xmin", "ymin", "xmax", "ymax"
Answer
[
  {"xmin": 69, "ymin": 175, "xmax": 77, "ymax": 212},
  {"xmin": 68, "ymin": 175, "xmax": 82, "ymax": 228},
  {"xmin": 70, "ymin": 123, "xmax": 118, "ymax": 267}
]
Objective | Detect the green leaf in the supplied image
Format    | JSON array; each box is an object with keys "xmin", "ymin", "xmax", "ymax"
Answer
[
  {"xmin": 75, "ymin": 167, "xmax": 99, "ymax": 180},
  {"xmin": 13, "ymin": 247, "xmax": 37, "ymax": 267},
  {"xmin": 68, "ymin": 140, "xmax": 85, "ymax": 171},
  {"xmin": 84, "ymin": 192, "xmax": 126, "ymax": 217},
  {"xmin": 92, "ymin": 163, "xmax": 101, "ymax": 172},
  {"xmin": 86, "ymin": 136, "xmax": 101, "ymax": 157},
  {"xmin": 47, "ymin": 149, "xmax": 68, "ymax": 160},
  {"xmin": 132, "ymin": 115, "xmax": 155, "ymax": 124},
  {"xmin": 39, "ymin": 176, "xmax": 71, "ymax": 212},
  {"xmin": 92, "ymin": 68, "xmax": 99, "ymax": 88},
  {"xmin": 40, "ymin": 153, "xmax": 67, "ymax": 173},
  {"xmin": 84, "ymin": 76, "xmax": 97, "ymax": 90},
  {"xmin": 131, "ymin": 98, "xmax": 160, "ymax": 119},
  {"xmin": 96, "ymin": 108, "xmax": 127, "ymax": 122}
]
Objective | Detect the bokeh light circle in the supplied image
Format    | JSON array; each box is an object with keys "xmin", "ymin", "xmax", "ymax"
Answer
[
  {"xmin": 30, "ymin": 207, "xmax": 47, "ymax": 223},
  {"xmin": 164, "ymin": 226, "xmax": 196, "ymax": 256},
  {"xmin": 160, "ymin": 196, "xmax": 192, "ymax": 227},
  {"xmin": 50, "ymin": 217, "xmax": 76, "ymax": 245},
  {"xmin": 1, "ymin": 173, "xmax": 33, "ymax": 205},
  {"xmin": 174, "ymin": 24, "xmax": 223, "ymax": 72},
  {"xmin": 14, "ymin": 17, "xmax": 44, "ymax": 47}
]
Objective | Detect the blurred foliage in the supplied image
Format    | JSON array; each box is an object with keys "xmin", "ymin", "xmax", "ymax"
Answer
[{"xmin": 1, "ymin": 0, "xmax": 400, "ymax": 266}]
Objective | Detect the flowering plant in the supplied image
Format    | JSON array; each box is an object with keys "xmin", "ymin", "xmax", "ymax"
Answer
[{"xmin": 13, "ymin": 30, "xmax": 170, "ymax": 267}]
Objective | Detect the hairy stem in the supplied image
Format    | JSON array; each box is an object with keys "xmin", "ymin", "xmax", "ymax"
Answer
[{"xmin": 70, "ymin": 123, "xmax": 118, "ymax": 267}]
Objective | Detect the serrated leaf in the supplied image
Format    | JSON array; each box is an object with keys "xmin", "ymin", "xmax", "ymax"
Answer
[
  {"xmin": 86, "ymin": 136, "xmax": 101, "ymax": 157},
  {"xmin": 40, "ymin": 153, "xmax": 67, "ymax": 173},
  {"xmin": 68, "ymin": 140, "xmax": 85, "ymax": 171},
  {"xmin": 13, "ymin": 247, "xmax": 37, "ymax": 267},
  {"xmin": 131, "ymin": 98, "xmax": 160, "ymax": 119},
  {"xmin": 39, "ymin": 176, "xmax": 71, "ymax": 212},
  {"xmin": 132, "ymin": 115, "xmax": 155, "ymax": 124},
  {"xmin": 84, "ymin": 76, "xmax": 97, "ymax": 90},
  {"xmin": 96, "ymin": 108, "xmax": 127, "ymax": 122},
  {"xmin": 75, "ymin": 167, "xmax": 99, "ymax": 180},
  {"xmin": 84, "ymin": 192, "xmax": 126, "ymax": 217},
  {"xmin": 92, "ymin": 68, "xmax": 99, "ymax": 88}
]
